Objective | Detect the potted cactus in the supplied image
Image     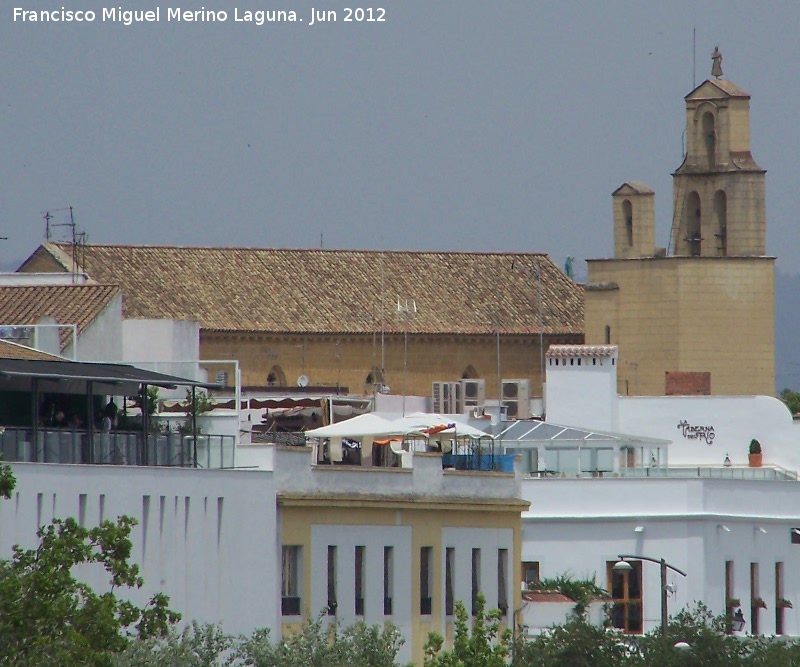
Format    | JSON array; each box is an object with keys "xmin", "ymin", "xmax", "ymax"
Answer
[{"xmin": 748, "ymin": 439, "xmax": 763, "ymax": 468}]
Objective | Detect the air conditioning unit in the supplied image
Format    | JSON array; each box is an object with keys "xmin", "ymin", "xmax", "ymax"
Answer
[
  {"xmin": 461, "ymin": 379, "xmax": 486, "ymax": 410},
  {"xmin": 502, "ymin": 379, "xmax": 531, "ymax": 419},
  {"xmin": 432, "ymin": 381, "xmax": 463, "ymax": 414}
]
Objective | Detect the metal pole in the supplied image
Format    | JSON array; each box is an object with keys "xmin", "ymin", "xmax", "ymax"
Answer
[
  {"xmin": 536, "ymin": 261, "xmax": 545, "ymax": 399},
  {"xmin": 402, "ymin": 325, "xmax": 408, "ymax": 417},
  {"xmin": 496, "ymin": 326, "xmax": 502, "ymax": 449},
  {"xmin": 31, "ymin": 378, "xmax": 39, "ymax": 462},
  {"xmin": 661, "ymin": 558, "xmax": 668, "ymax": 635},
  {"xmin": 192, "ymin": 386, "xmax": 198, "ymax": 468}
]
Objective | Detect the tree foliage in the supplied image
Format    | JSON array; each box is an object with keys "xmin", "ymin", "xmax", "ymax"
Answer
[
  {"xmin": 0, "ymin": 462, "xmax": 179, "ymax": 666},
  {"xmin": 779, "ymin": 388, "xmax": 800, "ymax": 416},
  {"xmin": 235, "ymin": 614, "xmax": 405, "ymax": 667},
  {"xmin": 424, "ymin": 594, "xmax": 510, "ymax": 667},
  {"xmin": 513, "ymin": 603, "xmax": 800, "ymax": 667},
  {"xmin": 114, "ymin": 615, "xmax": 406, "ymax": 667},
  {"xmin": 526, "ymin": 574, "xmax": 608, "ymax": 615}
]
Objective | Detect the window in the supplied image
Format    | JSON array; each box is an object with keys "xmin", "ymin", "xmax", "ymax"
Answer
[
  {"xmin": 702, "ymin": 110, "xmax": 716, "ymax": 168},
  {"xmin": 522, "ymin": 561, "xmax": 540, "ymax": 588},
  {"xmin": 497, "ymin": 549, "xmax": 509, "ymax": 614},
  {"xmin": 604, "ymin": 325, "xmax": 611, "ymax": 344},
  {"xmin": 420, "ymin": 546, "xmax": 433, "ymax": 615},
  {"xmin": 327, "ymin": 546, "xmax": 337, "ymax": 615},
  {"xmin": 685, "ymin": 191, "xmax": 702, "ymax": 256},
  {"xmin": 445, "ymin": 547, "xmax": 455, "ymax": 616},
  {"xmin": 751, "ymin": 562, "xmax": 760, "ymax": 635},
  {"xmin": 281, "ymin": 545, "xmax": 302, "ymax": 616},
  {"xmin": 713, "ymin": 190, "xmax": 727, "ymax": 256},
  {"xmin": 472, "ymin": 548, "xmax": 481, "ymax": 616},
  {"xmin": 608, "ymin": 560, "xmax": 643, "ymax": 634},
  {"xmin": 355, "ymin": 546, "xmax": 365, "ymax": 616},
  {"xmin": 622, "ymin": 199, "xmax": 633, "ymax": 246},
  {"xmin": 383, "ymin": 546, "xmax": 393, "ymax": 616}
]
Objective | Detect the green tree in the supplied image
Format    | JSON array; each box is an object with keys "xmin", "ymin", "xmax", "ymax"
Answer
[
  {"xmin": 234, "ymin": 613, "xmax": 405, "ymax": 667},
  {"xmin": 512, "ymin": 614, "xmax": 631, "ymax": 667},
  {"xmin": 424, "ymin": 594, "xmax": 510, "ymax": 667},
  {"xmin": 780, "ymin": 388, "xmax": 800, "ymax": 416},
  {"xmin": 526, "ymin": 574, "xmax": 608, "ymax": 616},
  {"xmin": 0, "ymin": 462, "xmax": 179, "ymax": 666},
  {"xmin": 179, "ymin": 388, "xmax": 214, "ymax": 436},
  {"xmin": 112, "ymin": 622, "xmax": 233, "ymax": 667}
]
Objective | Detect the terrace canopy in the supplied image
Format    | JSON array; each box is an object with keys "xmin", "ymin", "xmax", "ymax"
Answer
[{"xmin": 494, "ymin": 420, "xmax": 671, "ymax": 477}]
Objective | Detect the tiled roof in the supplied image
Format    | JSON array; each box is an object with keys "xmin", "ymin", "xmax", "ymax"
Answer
[
  {"xmin": 0, "ymin": 284, "xmax": 119, "ymax": 349},
  {"xmin": 28, "ymin": 244, "xmax": 584, "ymax": 336},
  {"xmin": 0, "ymin": 340, "xmax": 63, "ymax": 361},
  {"xmin": 686, "ymin": 78, "xmax": 750, "ymax": 99}
]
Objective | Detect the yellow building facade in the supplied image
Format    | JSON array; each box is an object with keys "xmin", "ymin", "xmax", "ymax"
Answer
[
  {"xmin": 585, "ymin": 69, "xmax": 775, "ymax": 396},
  {"xmin": 275, "ymin": 448, "xmax": 527, "ymax": 666}
]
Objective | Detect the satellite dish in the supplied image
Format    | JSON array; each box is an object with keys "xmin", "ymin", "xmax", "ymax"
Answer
[{"xmin": 297, "ymin": 375, "xmax": 309, "ymax": 387}]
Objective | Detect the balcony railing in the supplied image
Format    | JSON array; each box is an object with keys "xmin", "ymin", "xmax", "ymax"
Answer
[{"xmin": 0, "ymin": 427, "xmax": 235, "ymax": 469}]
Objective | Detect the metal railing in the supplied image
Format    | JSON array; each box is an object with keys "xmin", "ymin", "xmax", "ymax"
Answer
[
  {"xmin": 0, "ymin": 427, "xmax": 235, "ymax": 469},
  {"xmin": 526, "ymin": 466, "xmax": 798, "ymax": 481}
]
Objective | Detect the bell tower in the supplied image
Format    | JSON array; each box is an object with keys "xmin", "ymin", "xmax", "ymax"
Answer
[
  {"xmin": 671, "ymin": 49, "xmax": 766, "ymax": 257},
  {"xmin": 585, "ymin": 50, "xmax": 775, "ymax": 397}
]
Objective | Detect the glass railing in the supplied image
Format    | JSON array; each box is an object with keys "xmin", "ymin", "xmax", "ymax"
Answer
[
  {"xmin": 525, "ymin": 466, "xmax": 797, "ymax": 481},
  {"xmin": 618, "ymin": 466, "xmax": 797, "ymax": 481},
  {"xmin": 0, "ymin": 427, "xmax": 235, "ymax": 469}
]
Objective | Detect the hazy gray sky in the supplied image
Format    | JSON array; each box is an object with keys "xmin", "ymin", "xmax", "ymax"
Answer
[{"xmin": 2, "ymin": 1, "xmax": 799, "ymax": 277}]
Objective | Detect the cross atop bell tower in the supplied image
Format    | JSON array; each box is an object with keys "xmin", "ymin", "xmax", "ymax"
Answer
[{"xmin": 671, "ymin": 53, "xmax": 766, "ymax": 257}]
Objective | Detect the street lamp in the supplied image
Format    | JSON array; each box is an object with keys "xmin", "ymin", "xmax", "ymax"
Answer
[
  {"xmin": 613, "ymin": 554, "xmax": 687, "ymax": 635},
  {"xmin": 731, "ymin": 608, "xmax": 746, "ymax": 632}
]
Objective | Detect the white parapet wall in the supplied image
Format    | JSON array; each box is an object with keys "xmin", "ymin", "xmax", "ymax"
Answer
[{"xmin": 1, "ymin": 462, "xmax": 278, "ymax": 636}]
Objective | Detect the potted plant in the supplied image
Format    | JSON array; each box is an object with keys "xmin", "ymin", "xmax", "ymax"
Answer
[
  {"xmin": 726, "ymin": 597, "xmax": 741, "ymax": 609},
  {"xmin": 752, "ymin": 596, "xmax": 767, "ymax": 609},
  {"xmin": 777, "ymin": 597, "xmax": 793, "ymax": 609},
  {"xmin": 748, "ymin": 439, "xmax": 763, "ymax": 468}
]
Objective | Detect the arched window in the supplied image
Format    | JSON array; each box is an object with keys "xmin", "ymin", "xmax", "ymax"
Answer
[
  {"xmin": 685, "ymin": 191, "xmax": 702, "ymax": 256},
  {"xmin": 268, "ymin": 365, "xmax": 287, "ymax": 387},
  {"xmin": 713, "ymin": 190, "xmax": 727, "ymax": 256},
  {"xmin": 461, "ymin": 365, "xmax": 479, "ymax": 379},
  {"xmin": 366, "ymin": 368, "xmax": 384, "ymax": 385},
  {"xmin": 702, "ymin": 111, "xmax": 716, "ymax": 169},
  {"xmin": 622, "ymin": 199, "xmax": 634, "ymax": 247}
]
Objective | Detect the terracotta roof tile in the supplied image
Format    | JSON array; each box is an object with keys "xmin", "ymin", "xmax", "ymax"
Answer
[
  {"xmin": 0, "ymin": 284, "xmax": 119, "ymax": 349},
  {"xmin": 32, "ymin": 244, "xmax": 584, "ymax": 336},
  {"xmin": 0, "ymin": 340, "xmax": 63, "ymax": 360}
]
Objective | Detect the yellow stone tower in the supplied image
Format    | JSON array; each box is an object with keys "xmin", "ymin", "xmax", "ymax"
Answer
[{"xmin": 584, "ymin": 51, "xmax": 775, "ymax": 396}]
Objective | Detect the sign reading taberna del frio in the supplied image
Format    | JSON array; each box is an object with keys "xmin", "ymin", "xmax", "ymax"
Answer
[{"xmin": 676, "ymin": 420, "xmax": 716, "ymax": 445}]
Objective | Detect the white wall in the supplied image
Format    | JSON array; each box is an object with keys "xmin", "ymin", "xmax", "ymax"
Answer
[
  {"xmin": 0, "ymin": 272, "xmax": 89, "ymax": 286},
  {"xmin": 66, "ymin": 293, "xmax": 124, "ymax": 362},
  {"xmin": 522, "ymin": 477, "xmax": 800, "ymax": 635},
  {"xmin": 310, "ymin": 524, "xmax": 413, "ymax": 664},
  {"xmin": 619, "ymin": 395, "xmax": 799, "ymax": 469},
  {"xmin": 275, "ymin": 447, "xmax": 522, "ymax": 500},
  {"xmin": 543, "ymin": 345, "xmax": 800, "ymax": 471},
  {"xmin": 1, "ymin": 463, "xmax": 278, "ymax": 635},
  {"xmin": 122, "ymin": 319, "xmax": 202, "ymax": 381},
  {"xmin": 545, "ymin": 353, "xmax": 619, "ymax": 432},
  {"xmin": 440, "ymin": 527, "xmax": 514, "ymax": 623}
]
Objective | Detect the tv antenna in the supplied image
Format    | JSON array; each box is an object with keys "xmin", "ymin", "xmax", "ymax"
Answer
[{"xmin": 42, "ymin": 206, "xmax": 87, "ymax": 282}]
